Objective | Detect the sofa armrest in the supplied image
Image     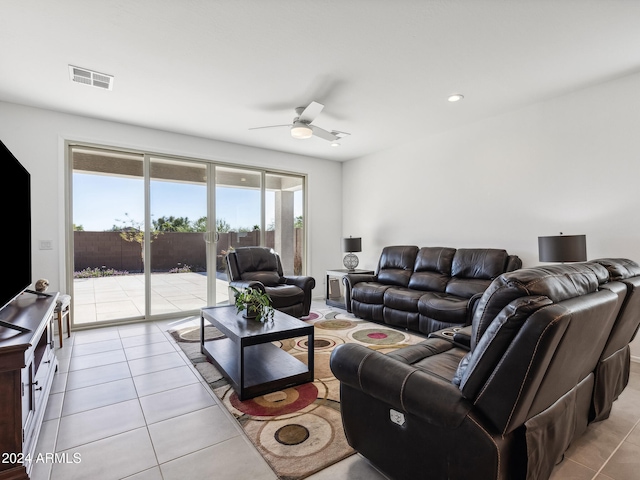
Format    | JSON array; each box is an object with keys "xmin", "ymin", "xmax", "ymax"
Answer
[
  {"xmin": 283, "ymin": 275, "xmax": 316, "ymax": 291},
  {"xmin": 453, "ymin": 325, "xmax": 472, "ymax": 349},
  {"xmin": 330, "ymin": 343, "xmax": 472, "ymax": 428},
  {"xmin": 468, "ymin": 292, "xmax": 484, "ymax": 323},
  {"xmin": 229, "ymin": 280, "xmax": 265, "ymax": 293},
  {"xmin": 506, "ymin": 255, "xmax": 522, "ymax": 272},
  {"xmin": 342, "ymin": 273, "xmax": 378, "ymax": 313}
]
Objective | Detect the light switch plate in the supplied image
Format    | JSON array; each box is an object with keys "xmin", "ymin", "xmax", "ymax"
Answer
[{"xmin": 39, "ymin": 240, "xmax": 53, "ymax": 250}]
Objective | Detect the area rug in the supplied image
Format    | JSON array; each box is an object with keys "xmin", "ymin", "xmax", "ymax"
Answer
[{"xmin": 168, "ymin": 308, "xmax": 426, "ymax": 480}]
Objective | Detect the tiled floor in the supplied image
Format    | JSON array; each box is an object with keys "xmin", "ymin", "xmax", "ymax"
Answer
[{"xmin": 31, "ymin": 301, "xmax": 640, "ymax": 480}]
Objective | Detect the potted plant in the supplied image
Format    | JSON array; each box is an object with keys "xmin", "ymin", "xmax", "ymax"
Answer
[{"xmin": 231, "ymin": 286, "xmax": 275, "ymax": 322}]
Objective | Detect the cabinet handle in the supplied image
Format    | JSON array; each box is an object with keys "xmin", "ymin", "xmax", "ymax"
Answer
[
  {"xmin": 44, "ymin": 360, "xmax": 51, "ymax": 364},
  {"xmin": 34, "ymin": 387, "xmax": 43, "ymax": 392}
]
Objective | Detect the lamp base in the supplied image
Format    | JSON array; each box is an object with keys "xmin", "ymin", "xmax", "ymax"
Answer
[{"xmin": 343, "ymin": 253, "xmax": 359, "ymax": 271}]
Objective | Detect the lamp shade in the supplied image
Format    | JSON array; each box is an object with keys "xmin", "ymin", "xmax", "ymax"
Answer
[
  {"xmin": 290, "ymin": 122, "xmax": 313, "ymax": 139},
  {"xmin": 538, "ymin": 234, "xmax": 587, "ymax": 262},
  {"xmin": 343, "ymin": 237, "xmax": 362, "ymax": 253}
]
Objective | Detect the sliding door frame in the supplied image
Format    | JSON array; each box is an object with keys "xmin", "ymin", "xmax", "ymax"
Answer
[{"xmin": 65, "ymin": 140, "xmax": 308, "ymax": 328}]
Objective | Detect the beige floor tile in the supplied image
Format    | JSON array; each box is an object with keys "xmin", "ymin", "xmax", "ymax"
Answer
[
  {"xmin": 306, "ymin": 453, "xmax": 388, "ymax": 480},
  {"xmin": 120, "ymin": 332, "xmax": 168, "ymax": 348},
  {"xmin": 133, "ymin": 365, "xmax": 199, "ymax": 397},
  {"xmin": 159, "ymin": 436, "xmax": 276, "ymax": 480},
  {"xmin": 147, "ymin": 405, "xmax": 239, "ymax": 464},
  {"xmin": 124, "ymin": 341, "xmax": 176, "ymax": 361},
  {"xmin": 57, "ymin": 399, "xmax": 146, "ymax": 451},
  {"xmin": 71, "ymin": 338, "xmax": 123, "ymax": 357},
  {"xmin": 65, "ymin": 361, "xmax": 131, "ymax": 391},
  {"xmin": 62, "ymin": 378, "xmax": 138, "ymax": 416},
  {"xmin": 50, "ymin": 427, "xmax": 157, "ymax": 480},
  {"xmin": 138, "ymin": 382, "xmax": 216, "ymax": 425},
  {"xmin": 67, "ymin": 349, "xmax": 127, "ymax": 372},
  {"xmin": 600, "ymin": 441, "xmax": 640, "ymax": 480},
  {"xmin": 128, "ymin": 351, "xmax": 187, "ymax": 376}
]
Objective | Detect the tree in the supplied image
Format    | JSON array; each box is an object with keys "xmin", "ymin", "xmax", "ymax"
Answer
[
  {"xmin": 154, "ymin": 216, "xmax": 193, "ymax": 232},
  {"xmin": 216, "ymin": 218, "xmax": 231, "ymax": 233},
  {"xmin": 193, "ymin": 216, "xmax": 207, "ymax": 232},
  {"xmin": 113, "ymin": 213, "xmax": 161, "ymax": 268},
  {"xmin": 295, "ymin": 215, "xmax": 303, "ymax": 228},
  {"xmin": 73, "ymin": 224, "xmax": 84, "ymax": 231}
]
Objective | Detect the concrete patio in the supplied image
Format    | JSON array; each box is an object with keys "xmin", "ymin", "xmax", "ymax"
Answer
[{"xmin": 72, "ymin": 273, "xmax": 231, "ymax": 326}]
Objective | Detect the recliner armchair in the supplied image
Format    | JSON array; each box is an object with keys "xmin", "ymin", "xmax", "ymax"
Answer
[{"xmin": 225, "ymin": 247, "xmax": 315, "ymax": 318}]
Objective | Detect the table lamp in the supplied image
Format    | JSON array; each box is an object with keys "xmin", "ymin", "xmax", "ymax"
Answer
[
  {"xmin": 343, "ymin": 236, "xmax": 362, "ymax": 271},
  {"xmin": 538, "ymin": 233, "xmax": 587, "ymax": 263}
]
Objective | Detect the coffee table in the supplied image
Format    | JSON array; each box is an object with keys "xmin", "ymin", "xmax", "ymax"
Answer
[{"xmin": 200, "ymin": 305, "xmax": 314, "ymax": 400}]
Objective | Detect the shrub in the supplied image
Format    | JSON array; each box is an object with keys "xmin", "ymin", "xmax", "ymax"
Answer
[
  {"xmin": 169, "ymin": 264, "xmax": 192, "ymax": 274},
  {"xmin": 74, "ymin": 267, "xmax": 129, "ymax": 278}
]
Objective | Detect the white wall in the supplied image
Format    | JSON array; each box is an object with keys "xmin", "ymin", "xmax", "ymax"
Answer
[
  {"xmin": 0, "ymin": 101, "xmax": 342, "ymax": 301},
  {"xmin": 342, "ymin": 71, "xmax": 640, "ymax": 359}
]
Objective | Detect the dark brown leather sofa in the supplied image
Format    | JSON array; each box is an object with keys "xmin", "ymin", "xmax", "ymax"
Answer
[
  {"xmin": 330, "ymin": 260, "xmax": 640, "ymax": 480},
  {"xmin": 343, "ymin": 246, "xmax": 522, "ymax": 335},
  {"xmin": 225, "ymin": 247, "xmax": 315, "ymax": 317},
  {"xmin": 590, "ymin": 258, "xmax": 640, "ymax": 422}
]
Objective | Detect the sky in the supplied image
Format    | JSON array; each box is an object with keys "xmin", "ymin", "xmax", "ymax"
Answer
[{"xmin": 73, "ymin": 173, "xmax": 301, "ymax": 231}]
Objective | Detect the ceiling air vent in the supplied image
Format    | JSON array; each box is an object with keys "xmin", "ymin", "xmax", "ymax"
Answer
[{"xmin": 69, "ymin": 65, "xmax": 114, "ymax": 90}]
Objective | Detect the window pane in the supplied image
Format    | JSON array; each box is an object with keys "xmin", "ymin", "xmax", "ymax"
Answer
[
  {"xmin": 265, "ymin": 173, "xmax": 305, "ymax": 275},
  {"xmin": 72, "ymin": 147, "xmax": 145, "ymax": 324}
]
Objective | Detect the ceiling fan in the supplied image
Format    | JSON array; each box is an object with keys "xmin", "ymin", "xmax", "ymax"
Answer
[{"xmin": 250, "ymin": 101, "xmax": 350, "ymax": 144}]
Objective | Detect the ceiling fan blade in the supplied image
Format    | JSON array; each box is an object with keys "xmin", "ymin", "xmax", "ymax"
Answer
[
  {"xmin": 298, "ymin": 101, "xmax": 324, "ymax": 123},
  {"xmin": 248, "ymin": 124, "xmax": 292, "ymax": 131},
  {"xmin": 310, "ymin": 125, "xmax": 338, "ymax": 141}
]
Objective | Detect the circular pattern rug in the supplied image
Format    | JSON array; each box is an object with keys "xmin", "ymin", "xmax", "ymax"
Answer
[{"xmin": 169, "ymin": 308, "xmax": 425, "ymax": 480}]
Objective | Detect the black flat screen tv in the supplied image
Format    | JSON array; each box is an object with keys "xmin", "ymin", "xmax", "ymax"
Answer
[{"xmin": 0, "ymin": 140, "xmax": 31, "ymax": 316}]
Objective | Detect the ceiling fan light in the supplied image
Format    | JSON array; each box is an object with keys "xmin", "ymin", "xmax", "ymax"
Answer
[{"xmin": 291, "ymin": 123, "xmax": 313, "ymax": 139}]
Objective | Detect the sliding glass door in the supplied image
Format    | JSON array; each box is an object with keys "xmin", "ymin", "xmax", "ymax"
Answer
[
  {"xmin": 149, "ymin": 156, "xmax": 209, "ymax": 316},
  {"xmin": 69, "ymin": 143, "xmax": 306, "ymax": 326},
  {"xmin": 214, "ymin": 166, "xmax": 262, "ymax": 282},
  {"xmin": 71, "ymin": 147, "xmax": 146, "ymax": 325}
]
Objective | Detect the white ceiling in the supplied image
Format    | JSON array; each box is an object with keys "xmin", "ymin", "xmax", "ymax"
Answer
[{"xmin": 2, "ymin": 1, "xmax": 640, "ymax": 161}]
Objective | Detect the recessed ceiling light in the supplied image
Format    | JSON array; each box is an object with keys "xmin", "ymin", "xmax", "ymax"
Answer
[
  {"xmin": 330, "ymin": 141, "xmax": 340, "ymax": 147},
  {"xmin": 448, "ymin": 93, "xmax": 464, "ymax": 102}
]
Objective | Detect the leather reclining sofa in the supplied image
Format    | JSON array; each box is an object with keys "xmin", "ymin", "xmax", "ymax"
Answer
[
  {"xmin": 330, "ymin": 258, "xmax": 640, "ymax": 480},
  {"xmin": 343, "ymin": 246, "xmax": 522, "ymax": 334}
]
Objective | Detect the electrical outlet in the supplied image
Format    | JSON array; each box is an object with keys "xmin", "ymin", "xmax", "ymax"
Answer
[{"xmin": 39, "ymin": 240, "xmax": 53, "ymax": 250}]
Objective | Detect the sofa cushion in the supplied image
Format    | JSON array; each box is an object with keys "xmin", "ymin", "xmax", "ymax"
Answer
[
  {"xmin": 408, "ymin": 247, "xmax": 456, "ymax": 292},
  {"xmin": 451, "ymin": 249, "xmax": 509, "ymax": 280},
  {"xmin": 235, "ymin": 247, "xmax": 280, "ymax": 274},
  {"xmin": 265, "ymin": 284, "xmax": 305, "ymax": 307},
  {"xmin": 384, "ymin": 287, "xmax": 423, "ymax": 312},
  {"xmin": 454, "ymin": 295, "xmax": 553, "ymax": 398},
  {"xmin": 351, "ymin": 282, "xmax": 393, "ymax": 304},
  {"xmin": 241, "ymin": 271, "xmax": 281, "ymax": 286},
  {"xmin": 592, "ymin": 258, "xmax": 640, "ymax": 281},
  {"xmin": 471, "ymin": 262, "xmax": 609, "ymax": 350},
  {"xmin": 446, "ymin": 278, "xmax": 492, "ymax": 299},
  {"xmin": 418, "ymin": 292, "xmax": 470, "ymax": 325},
  {"xmin": 376, "ymin": 246, "xmax": 419, "ymax": 287}
]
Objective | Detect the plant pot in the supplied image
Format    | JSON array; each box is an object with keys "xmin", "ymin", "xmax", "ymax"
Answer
[{"xmin": 242, "ymin": 302, "xmax": 260, "ymax": 320}]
